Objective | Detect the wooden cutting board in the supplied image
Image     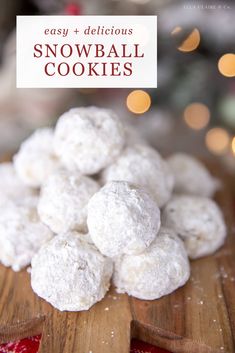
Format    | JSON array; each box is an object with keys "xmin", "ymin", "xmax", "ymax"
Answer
[{"xmin": 0, "ymin": 164, "xmax": 234, "ymax": 353}]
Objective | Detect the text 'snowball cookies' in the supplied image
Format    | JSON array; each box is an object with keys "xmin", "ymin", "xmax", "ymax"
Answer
[
  {"xmin": 54, "ymin": 107, "xmax": 125, "ymax": 175},
  {"xmin": 0, "ymin": 196, "xmax": 53, "ymax": 271},
  {"xmin": 14, "ymin": 128, "xmax": 60, "ymax": 188},
  {"xmin": 167, "ymin": 153, "xmax": 220, "ymax": 197},
  {"xmin": 87, "ymin": 181, "xmax": 161, "ymax": 257},
  {"xmin": 0, "ymin": 162, "xmax": 35, "ymax": 203},
  {"xmin": 113, "ymin": 227, "xmax": 190, "ymax": 300},
  {"xmin": 162, "ymin": 195, "xmax": 227, "ymax": 259},
  {"xmin": 38, "ymin": 169, "xmax": 99, "ymax": 234},
  {"xmin": 31, "ymin": 232, "xmax": 113, "ymax": 311},
  {"xmin": 101, "ymin": 144, "xmax": 174, "ymax": 208}
]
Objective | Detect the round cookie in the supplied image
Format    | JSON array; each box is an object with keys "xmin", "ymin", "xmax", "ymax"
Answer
[
  {"xmin": 162, "ymin": 195, "xmax": 227, "ymax": 259},
  {"xmin": 54, "ymin": 107, "xmax": 125, "ymax": 175},
  {"xmin": 167, "ymin": 153, "xmax": 220, "ymax": 197},
  {"xmin": 113, "ymin": 227, "xmax": 190, "ymax": 300},
  {"xmin": 31, "ymin": 232, "xmax": 113, "ymax": 311},
  {"xmin": 101, "ymin": 144, "xmax": 174, "ymax": 207},
  {"xmin": 0, "ymin": 162, "xmax": 35, "ymax": 203},
  {"xmin": 14, "ymin": 127, "xmax": 60, "ymax": 188},
  {"xmin": 87, "ymin": 181, "xmax": 161, "ymax": 257},
  {"xmin": 0, "ymin": 196, "xmax": 53, "ymax": 271},
  {"xmin": 38, "ymin": 169, "xmax": 100, "ymax": 234}
]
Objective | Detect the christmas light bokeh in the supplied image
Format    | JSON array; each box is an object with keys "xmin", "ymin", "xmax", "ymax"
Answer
[
  {"xmin": 205, "ymin": 128, "xmax": 230, "ymax": 155},
  {"xmin": 172, "ymin": 27, "xmax": 201, "ymax": 53},
  {"xmin": 183, "ymin": 102, "xmax": 210, "ymax": 130},
  {"xmin": 218, "ymin": 54, "xmax": 235, "ymax": 78},
  {"xmin": 126, "ymin": 90, "xmax": 151, "ymax": 115}
]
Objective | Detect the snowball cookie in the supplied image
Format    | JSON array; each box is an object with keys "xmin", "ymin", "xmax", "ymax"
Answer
[
  {"xmin": 14, "ymin": 127, "xmax": 60, "ymax": 188},
  {"xmin": 87, "ymin": 181, "xmax": 161, "ymax": 257},
  {"xmin": 0, "ymin": 196, "xmax": 53, "ymax": 271},
  {"xmin": 162, "ymin": 195, "xmax": 227, "ymax": 259},
  {"xmin": 53, "ymin": 107, "xmax": 125, "ymax": 175},
  {"xmin": 167, "ymin": 153, "xmax": 220, "ymax": 197},
  {"xmin": 101, "ymin": 144, "xmax": 174, "ymax": 207},
  {"xmin": 0, "ymin": 162, "xmax": 35, "ymax": 202},
  {"xmin": 38, "ymin": 169, "xmax": 99, "ymax": 234},
  {"xmin": 113, "ymin": 227, "xmax": 190, "ymax": 300},
  {"xmin": 31, "ymin": 232, "xmax": 113, "ymax": 311}
]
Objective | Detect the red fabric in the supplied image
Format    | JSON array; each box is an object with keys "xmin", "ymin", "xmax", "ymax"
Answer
[
  {"xmin": 131, "ymin": 339, "xmax": 171, "ymax": 353},
  {"xmin": 0, "ymin": 335, "xmax": 41, "ymax": 353},
  {"xmin": 0, "ymin": 336, "xmax": 171, "ymax": 353}
]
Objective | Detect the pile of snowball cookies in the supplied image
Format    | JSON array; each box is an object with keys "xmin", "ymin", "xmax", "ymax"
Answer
[{"xmin": 0, "ymin": 107, "xmax": 227, "ymax": 311}]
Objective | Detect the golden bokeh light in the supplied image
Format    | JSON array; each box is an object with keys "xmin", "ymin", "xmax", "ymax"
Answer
[
  {"xmin": 126, "ymin": 90, "xmax": 151, "ymax": 114},
  {"xmin": 178, "ymin": 28, "xmax": 200, "ymax": 52},
  {"xmin": 184, "ymin": 102, "xmax": 210, "ymax": 130},
  {"xmin": 205, "ymin": 127, "xmax": 230, "ymax": 155},
  {"xmin": 231, "ymin": 136, "xmax": 235, "ymax": 155},
  {"xmin": 171, "ymin": 27, "xmax": 200, "ymax": 52},
  {"xmin": 218, "ymin": 53, "xmax": 235, "ymax": 77}
]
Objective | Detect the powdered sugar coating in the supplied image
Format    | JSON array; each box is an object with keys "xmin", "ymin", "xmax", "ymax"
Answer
[
  {"xmin": 167, "ymin": 153, "xmax": 220, "ymax": 197},
  {"xmin": 31, "ymin": 232, "xmax": 113, "ymax": 311},
  {"xmin": 101, "ymin": 145, "xmax": 174, "ymax": 207},
  {"xmin": 14, "ymin": 128, "xmax": 60, "ymax": 188},
  {"xmin": 87, "ymin": 181, "xmax": 161, "ymax": 257},
  {"xmin": 0, "ymin": 196, "xmax": 53, "ymax": 271},
  {"xmin": 38, "ymin": 169, "xmax": 100, "ymax": 234},
  {"xmin": 54, "ymin": 107, "xmax": 125, "ymax": 175},
  {"xmin": 0, "ymin": 162, "xmax": 35, "ymax": 203},
  {"xmin": 113, "ymin": 227, "xmax": 190, "ymax": 300},
  {"xmin": 162, "ymin": 195, "xmax": 227, "ymax": 259}
]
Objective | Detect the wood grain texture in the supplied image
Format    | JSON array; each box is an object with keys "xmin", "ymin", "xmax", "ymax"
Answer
[{"xmin": 0, "ymin": 163, "xmax": 234, "ymax": 353}]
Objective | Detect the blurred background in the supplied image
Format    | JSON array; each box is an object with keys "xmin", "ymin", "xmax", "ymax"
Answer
[{"xmin": 0, "ymin": 0, "xmax": 235, "ymax": 174}]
